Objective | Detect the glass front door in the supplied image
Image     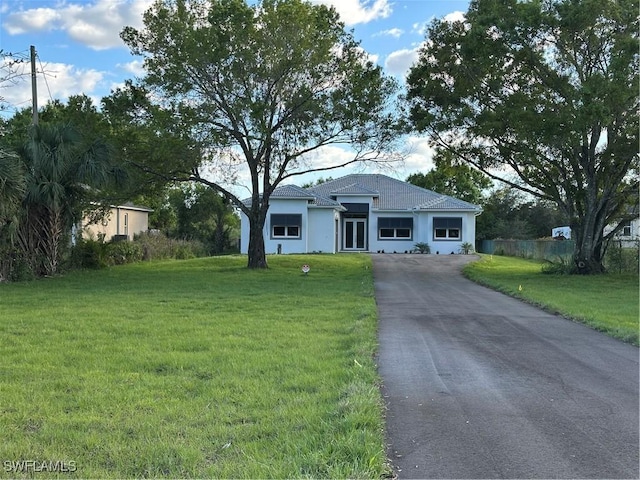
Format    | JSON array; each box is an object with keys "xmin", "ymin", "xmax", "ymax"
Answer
[{"xmin": 343, "ymin": 218, "xmax": 367, "ymax": 250}]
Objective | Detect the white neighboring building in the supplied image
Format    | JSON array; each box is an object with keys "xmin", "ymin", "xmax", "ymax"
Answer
[
  {"xmin": 240, "ymin": 174, "xmax": 482, "ymax": 254},
  {"xmin": 606, "ymin": 215, "xmax": 640, "ymax": 247},
  {"xmin": 553, "ymin": 215, "xmax": 639, "ymax": 247},
  {"xmin": 552, "ymin": 226, "xmax": 571, "ymax": 239}
]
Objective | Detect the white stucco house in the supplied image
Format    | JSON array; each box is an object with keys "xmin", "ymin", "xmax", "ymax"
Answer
[{"xmin": 240, "ymin": 174, "xmax": 482, "ymax": 254}]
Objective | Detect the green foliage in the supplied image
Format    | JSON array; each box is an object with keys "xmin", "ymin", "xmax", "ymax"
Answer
[
  {"xmin": 414, "ymin": 242, "xmax": 431, "ymax": 254},
  {"xmin": 541, "ymin": 257, "xmax": 572, "ymax": 275},
  {"xmin": 406, "ymin": 149, "xmax": 491, "ymax": 205},
  {"xmin": 105, "ymin": 240, "xmax": 143, "ymax": 265},
  {"xmin": 134, "ymin": 231, "xmax": 207, "ymax": 261},
  {"xmin": 70, "ymin": 239, "xmax": 108, "ymax": 270},
  {"xmin": 163, "ymin": 183, "xmax": 239, "ymax": 254},
  {"xmin": 477, "ymin": 187, "xmax": 568, "ymax": 241},
  {"xmin": 604, "ymin": 241, "xmax": 640, "ymax": 274},
  {"xmin": 1, "ymin": 98, "xmax": 129, "ymax": 279},
  {"xmin": 113, "ymin": 0, "xmax": 402, "ymax": 268},
  {"xmin": 459, "ymin": 242, "xmax": 474, "ymax": 254},
  {"xmin": 0, "ymin": 255, "xmax": 389, "ymax": 477},
  {"xmin": 407, "ymin": 0, "xmax": 639, "ymax": 274}
]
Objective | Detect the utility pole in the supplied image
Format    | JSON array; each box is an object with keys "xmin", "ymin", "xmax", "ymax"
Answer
[{"xmin": 30, "ymin": 45, "xmax": 38, "ymax": 125}]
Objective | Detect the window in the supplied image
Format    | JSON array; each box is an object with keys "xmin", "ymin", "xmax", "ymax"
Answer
[
  {"xmin": 271, "ymin": 214, "xmax": 302, "ymax": 239},
  {"xmin": 123, "ymin": 213, "xmax": 129, "ymax": 236},
  {"xmin": 378, "ymin": 217, "xmax": 413, "ymax": 240},
  {"xmin": 433, "ymin": 217, "xmax": 461, "ymax": 240},
  {"xmin": 622, "ymin": 221, "xmax": 632, "ymax": 237}
]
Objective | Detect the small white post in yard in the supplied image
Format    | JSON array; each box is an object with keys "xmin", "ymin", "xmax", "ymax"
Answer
[{"xmin": 301, "ymin": 264, "xmax": 310, "ymax": 276}]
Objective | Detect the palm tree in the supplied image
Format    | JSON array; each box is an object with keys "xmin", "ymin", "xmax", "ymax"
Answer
[
  {"xmin": 18, "ymin": 123, "xmax": 122, "ymax": 276},
  {"xmin": 0, "ymin": 148, "xmax": 26, "ymax": 279}
]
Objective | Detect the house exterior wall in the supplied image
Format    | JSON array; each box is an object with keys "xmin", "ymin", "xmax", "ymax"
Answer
[
  {"xmin": 427, "ymin": 212, "xmax": 478, "ymax": 254},
  {"xmin": 241, "ymin": 207, "xmax": 480, "ymax": 254},
  {"xmin": 308, "ymin": 209, "xmax": 339, "ymax": 253},
  {"xmin": 81, "ymin": 206, "xmax": 150, "ymax": 241},
  {"xmin": 369, "ymin": 212, "xmax": 416, "ymax": 252},
  {"xmin": 369, "ymin": 211, "xmax": 478, "ymax": 254},
  {"xmin": 241, "ymin": 198, "xmax": 311, "ymax": 255}
]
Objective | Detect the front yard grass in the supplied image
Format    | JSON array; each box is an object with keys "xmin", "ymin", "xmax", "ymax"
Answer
[
  {"xmin": 0, "ymin": 255, "xmax": 389, "ymax": 478},
  {"xmin": 463, "ymin": 254, "xmax": 639, "ymax": 345}
]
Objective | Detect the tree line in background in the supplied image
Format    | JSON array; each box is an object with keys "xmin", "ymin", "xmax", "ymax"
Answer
[
  {"xmin": 0, "ymin": 96, "xmax": 239, "ymax": 281},
  {"xmin": 1, "ymin": 0, "xmax": 638, "ymax": 276},
  {"xmin": 405, "ymin": 153, "xmax": 568, "ymax": 242}
]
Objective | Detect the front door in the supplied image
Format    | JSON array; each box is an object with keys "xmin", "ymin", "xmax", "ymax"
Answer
[{"xmin": 343, "ymin": 218, "xmax": 367, "ymax": 250}]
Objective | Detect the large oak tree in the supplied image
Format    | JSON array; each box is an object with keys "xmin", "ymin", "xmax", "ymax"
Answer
[
  {"xmin": 406, "ymin": 0, "xmax": 638, "ymax": 273},
  {"xmin": 117, "ymin": 0, "xmax": 402, "ymax": 268}
]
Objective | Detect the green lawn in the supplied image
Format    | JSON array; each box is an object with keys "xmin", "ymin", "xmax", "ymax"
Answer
[
  {"xmin": 0, "ymin": 255, "xmax": 389, "ymax": 479},
  {"xmin": 464, "ymin": 254, "xmax": 639, "ymax": 345}
]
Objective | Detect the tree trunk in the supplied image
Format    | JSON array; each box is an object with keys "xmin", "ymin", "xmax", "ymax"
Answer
[
  {"xmin": 246, "ymin": 207, "xmax": 268, "ymax": 269},
  {"xmin": 572, "ymin": 221, "xmax": 606, "ymax": 275},
  {"xmin": 39, "ymin": 207, "xmax": 64, "ymax": 276}
]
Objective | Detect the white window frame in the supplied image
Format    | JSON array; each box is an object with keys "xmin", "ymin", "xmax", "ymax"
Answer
[{"xmin": 272, "ymin": 225, "xmax": 301, "ymax": 239}]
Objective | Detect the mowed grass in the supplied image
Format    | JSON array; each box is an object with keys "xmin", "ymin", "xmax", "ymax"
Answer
[
  {"xmin": 0, "ymin": 255, "xmax": 390, "ymax": 479},
  {"xmin": 464, "ymin": 255, "xmax": 639, "ymax": 345}
]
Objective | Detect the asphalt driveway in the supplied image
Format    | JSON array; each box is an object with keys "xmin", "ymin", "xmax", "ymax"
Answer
[{"xmin": 373, "ymin": 254, "xmax": 639, "ymax": 479}]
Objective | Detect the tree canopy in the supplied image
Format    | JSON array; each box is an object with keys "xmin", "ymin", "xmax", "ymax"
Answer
[
  {"xmin": 406, "ymin": 149, "xmax": 491, "ymax": 205},
  {"xmin": 0, "ymin": 97, "xmax": 127, "ymax": 278},
  {"xmin": 115, "ymin": 0, "xmax": 402, "ymax": 268},
  {"xmin": 406, "ymin": 0, "xmax": 639, "ymax": 273}
]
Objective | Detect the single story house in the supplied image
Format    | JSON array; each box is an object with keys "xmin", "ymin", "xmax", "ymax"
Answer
[
  {"xmin": 77, "ymin": 203, "xmax": 153, "ymax": 242},
  {"xmin": 240, "ymin": 174, "xmax": 482, "ymax": 254}
]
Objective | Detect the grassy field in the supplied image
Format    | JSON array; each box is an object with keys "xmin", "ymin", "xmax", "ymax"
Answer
[
  {"xmin": 0, "ymin": 255, "xmax": 389, "ymax": 479},
  {"xmin": 463, "ymin": 254, "xmax": 639, "ymax": 345}
]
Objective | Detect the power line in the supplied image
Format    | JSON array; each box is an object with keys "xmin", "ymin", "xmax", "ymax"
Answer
[{"xmin": 36, "ymin": 53, "xmax": 54, "ymax": 104}]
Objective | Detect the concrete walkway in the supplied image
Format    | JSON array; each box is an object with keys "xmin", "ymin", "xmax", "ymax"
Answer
[{"xmin": 373, "ymin": 254, "xmax": 639, "ymax": 479}]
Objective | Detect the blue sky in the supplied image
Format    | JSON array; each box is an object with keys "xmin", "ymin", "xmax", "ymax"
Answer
[{"xmin": 1, "ymin": 0, "xmax": 470, "ymax": 187}]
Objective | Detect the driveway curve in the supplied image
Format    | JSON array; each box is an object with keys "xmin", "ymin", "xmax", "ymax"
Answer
[{"xmin": 373, "ymin": 254, "xmax": 639, "ymax": 479}]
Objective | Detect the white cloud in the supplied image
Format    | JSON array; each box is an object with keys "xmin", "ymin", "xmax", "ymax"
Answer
[
  {"xmin": 3, "ymin": 0, "xmax": 152, "ymax": 50},
  {"xmin": 443, "ymin": 11, "xmax": 466, "ymax": 23},
  {"xmin": 412, "ymin": 20, "xmax": 430, "ymax": 37},
  {"xmin": 314, "ymin": 0, "xmax": 392, "ymax": 26},
  {"xmin": 1, "ymin": 58, "xmax": 105, "ymax": 116},
  {"xmin": 4, "ymin": 7, "xmax": 61, "ymax": 34},
  {"xmin": 117, "ymin": 59, "xmax": 145, "ymax": 77},
  {"xmin": 384, "ymin": 48, "xmax": 418, "ymax": 77},
  {"xmin": 402, "ymin": 136, "xmax": 436, "ymax": 174},
  {"xmin": 375, "ymin": 27, "xmax": 403, "ymax": 38}
]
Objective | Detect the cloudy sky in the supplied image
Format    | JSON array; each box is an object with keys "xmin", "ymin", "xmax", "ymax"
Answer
[{"xmin": 1, "ymin": 0, "xmax": 470, "ymax": 189}]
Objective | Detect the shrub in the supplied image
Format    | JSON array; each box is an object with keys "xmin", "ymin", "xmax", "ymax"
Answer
[
  {"xmin": 604, "ymin": 241, "xmax": 639, "ymax": 274},
  {"xmin": 460, "ymin": 242, "xmax": 474, "ymax": 254},
  {"xmin": 70, "ymin": 239, "xmax": 107, "ymax": 270},
  {"xmin": 541, "ymin": 257, "xmax": 571, "ymax": 275},
  {"xmin": 105, "ymin": 241, "xmax": 143, "ymax": 265},
  {"xmin": 133, "ymin": 231, "xmax": 207, "ymax": 261},
  {"xmin": 414, "ymin": 242, "xmax": 431, "ymax": 254}
]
